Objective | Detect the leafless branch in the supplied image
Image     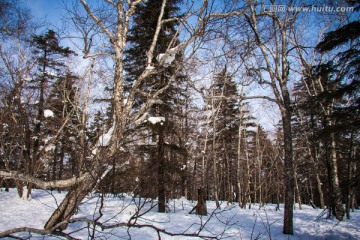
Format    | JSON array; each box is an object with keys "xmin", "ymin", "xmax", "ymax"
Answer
[{"xmin": 0, "ymin": 170, "xmax": 88, "ymax": 189}]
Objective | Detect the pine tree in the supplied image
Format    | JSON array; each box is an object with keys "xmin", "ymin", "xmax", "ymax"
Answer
[
  {"xmin": 46, "ymin": 71, "xmax": 81, "ymax": 180},
  {"xmin": 25, "ymin": 30, "xmax": 75, "ymax": 196},
  {"xmin": 204, "ymin": 67, "xmax": 247, "ymax": 206},
  {"xmin": 122, "ymin": 0, "xmax": 188, "ymax": 212},
  {"xmin": 292, "ymin": 88, "xmax": 326, "ymax": 209},
  {"xmin": 212, "ymin": 68, "xmax": 240, "ymax": 203}
]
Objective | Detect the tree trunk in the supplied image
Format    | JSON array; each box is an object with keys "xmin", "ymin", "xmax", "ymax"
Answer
[
  {"xmin": 282, "ymin": 106, "xmax": 295, "ymax": 235},
  {"xmin": 157, "ymin": 130, "xmax": 166, "ymax": 213},
  {"xmin": 44, "ymin": 177, "xmax": 94, "ymax": 230},
  {"xmin": 236, "ymin": 120, "xmax": 242, "ymax": 206},
  {"xmin": 44, "ymin": 121, "xmax": 123, "ymax": 230},
  {"xmin": 224, "ymin": 141, "xmax": 232, "ymax": 204},
  {"xmin": 196, "ymin": 187, "xmax": 207, "ymax": 215},
  {"xmin": 256, "ymin": 126, "xmax": 263, "ymax": 207},
  {"xmin": 59, "ymin": 145, "xmax": 64, "ymax": 181},
  {"xmin": 316, "ymin": 173, "xmax": 325, "ymax": 209},
  {"xmin": 326, "ymin": 125, "xmax": 344, "ymax": 220},
  {"xmin": 111, "ymin": 157, "xmax": 116, "ymax": 194},
  {"xmin": 309, "ymin": 114, "xmax": 325, "ymax": 209},
  {"xmin": 180, "ymin": 156, "xmax": 188, "ymax": 198},
  {"xmin": 212, "ymin": 152, "xmax": 220, "ymax": 208},
  {"xmin": 346, "ymin": 132, "xmax": 356, "ymax": 219},
  {"xmin": 52, "ymin": 146, "xmax": 58, "ymax": 182},
  {"xmin": 294, "ymin": 171, "xmax": 302, "ymax": 210},
  {"xmin": 29, "ymin": 51, "xmax": 48, "ymax": 199},
  {"xmin": 242, "ymin": 128, "xmax": 251, "ymax": 209}
]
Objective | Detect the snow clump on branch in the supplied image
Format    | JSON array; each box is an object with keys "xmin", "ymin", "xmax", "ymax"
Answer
[
  {"xmin": 44, "ymin": 109, "xmax": 55, "ymax": 118},
  {"xmin": 146, "ymin": 117, "xmax": 165, "ymax": 125},
  {"xmin": 98, "ymin": 123, "xmax": 115, "ymax": 147},
  {"xmin": 156, "ymin": 46, "xmax": 179, "ymax": 66}
]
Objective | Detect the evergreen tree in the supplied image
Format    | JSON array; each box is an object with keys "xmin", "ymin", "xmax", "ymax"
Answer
[
  {"xmin": 295, "ymin": 2, "xmax": 360, "ymax": 220},
  {"xmin": 213, "ymin": 68, "xmax": 240, "ymax": 203},
  {"xmin": 316, "ymin": 8, "xmax": 359, "ymax": 219},
  {"xmin": 25, "ymin": 30, "xmax": 75, "ymax": 195},
  {"xmin": 205, "ymin": 67, "xmax": 245, "ymax": 205},
  {"xmin": 124, "ymin": 0, "xmax": 181, "ymax": 92},
  {"xmin": 122, "ymin": 0, "xmax": 188, "ymax": 212},
  {"xmin": 46, "ymin": 71, "xmax": 81, "ymax": 180},
  {"xmin": 314, "ymin": 1, "xmax": 359, "ymax": 135}
]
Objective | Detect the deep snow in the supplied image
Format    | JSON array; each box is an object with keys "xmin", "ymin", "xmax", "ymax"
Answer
[{"xmin": 0, "ymin": 189, "xmax": 359, "ymax": 239}]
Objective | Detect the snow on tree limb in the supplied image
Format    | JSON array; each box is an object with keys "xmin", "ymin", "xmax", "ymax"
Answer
[
  {"xmin": 146, "ymin": 117, "xmax": 165, "ymax": 125},
  {"xmin": 44, "ymin": 109, "xmax": 55, "ymax": 118},
  {"xmin": 0, "ymin": 170, "xmax": 88, "ymax": 189},
  {"xmin": 97, "ymin": 122, "xmax": 115, "ymax": 147}
]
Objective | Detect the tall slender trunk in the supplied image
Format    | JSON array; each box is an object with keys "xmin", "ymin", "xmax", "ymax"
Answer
[
  {"xmin": 346, "ymin": 132, "xmax": 356, "ymax": 219},
  {"xmin": 309, "ymin": 145, "xmax": 325, "ymax": 209},
  {"xmin": 52, "ymin": 146, "xmax": 58, "ymax": 182},
  {"xmin": 224, "ymin": 140, "xmax": 232, "ymax": 203},
  {"xmin": 236, "ymin": 120, "xmax": 242, "ymax": 206},
  {"xmin": 294, "ymin": 170, "xmax": 302, "ymax": 210},
  {"xmin": 315, "ymin": 173, "xmax": 325, "ymax": 209},
  {"xmin": 256, "ymin": 126, "xmax": 263, "ymax": 207},
  {"xmin": 325, "ymin": 117, "xmax": 345, "ymax": 221},
  {"xmin": 242, "ymin": 128, "xmax": 251, "ymax": 208},
  {"xmin": 181, "ymin": 82, "xmax": 189, "ymax": 198},
  {"xmin": 59, "ymin": 144, "xmax": 64, "ymax": 181},
  {"xmin": 212, "ymin": 116, "xmax": 220, "ymax": 208},
  {"xmin": 111, "ymin": 157, "xmax": 116, "ymax": 194},
  {"xmin": 157, "ymin": 129, "xmax": 166, "ymax": 213},
  {"xmin": 180, "ymin": 155, "xmax": 188, "ymax": 198},
  {"xmin": 282, "ymin": 105, "xmax": 295, "ymax": 235},
  {"xmin": 309, "ymin": 113, "xmax": 325, "ymax": 209}
]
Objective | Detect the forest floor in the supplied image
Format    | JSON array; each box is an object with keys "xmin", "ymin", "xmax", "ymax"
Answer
[{"xmin": 0, "ymin": 188, "xmax": 359, "ymax": 239}]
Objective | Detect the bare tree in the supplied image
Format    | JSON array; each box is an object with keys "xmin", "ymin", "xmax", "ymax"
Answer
[{"xmin": 240, "ymin": 2, "xmax": 298, "ymax": 234}]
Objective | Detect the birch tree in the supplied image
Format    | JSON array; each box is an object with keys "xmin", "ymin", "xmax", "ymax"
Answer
[{"xmin": 241, "ymin": 2, "xmax": 298, "ymax": 234}]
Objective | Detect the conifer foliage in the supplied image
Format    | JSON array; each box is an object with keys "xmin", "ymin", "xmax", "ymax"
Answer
[
  {"xmin": 292, "ymin": 2, "xmax": 360, "ymax": 220},
  {"xmin": 120, "ymin": 0, "xmax": 188, "ymax": 212}
]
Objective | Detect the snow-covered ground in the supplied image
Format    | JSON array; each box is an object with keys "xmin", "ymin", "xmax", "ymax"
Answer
[{"xmin": 0, "ymin": 189, "xmax": 359, "ymax": 239}]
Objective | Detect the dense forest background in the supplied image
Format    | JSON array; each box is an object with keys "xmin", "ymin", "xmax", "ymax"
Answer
[{"xmin": 0, "ymin": 0, "xmax": 359, "ymax": 236}]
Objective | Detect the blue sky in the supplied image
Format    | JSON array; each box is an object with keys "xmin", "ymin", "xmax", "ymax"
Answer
[{"xmin": 21, "ymin": 0, "xmax": 64, "ymax": 26}]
